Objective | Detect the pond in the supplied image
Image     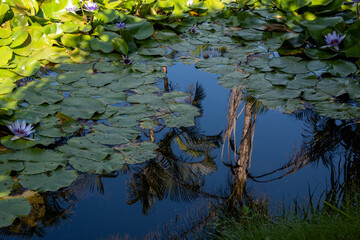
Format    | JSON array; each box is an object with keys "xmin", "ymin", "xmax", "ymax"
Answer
[
  {"xmin": 1, "ymin": 0, "xmax": 360, "ymax": 239},
  {"xmin": 0, "ymin": 62, "xmax": 353, "ymax": 239}
]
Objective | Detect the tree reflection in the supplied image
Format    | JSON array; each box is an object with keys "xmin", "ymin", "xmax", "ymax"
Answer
[
  {"xmin": 294, "ymin": 109, "xmax": 360, "ymax": 208},
  {"xmin": 222, "ymin": 94, "xmax": 360, "ymax": 214},
  {"xmin": 126, "ymin": 82, "xmax": 223, "ymax": 214},
  {"xmin": 221, "ymin": 86, "xmax": 265, "ymax": 208},
  {"xmin": 0, "ymin": 174, "xmax": 115, "ymax": 239}
]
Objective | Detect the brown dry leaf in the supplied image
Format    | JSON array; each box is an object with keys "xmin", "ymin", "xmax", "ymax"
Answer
[{"xmin": 263, "ymin": 24, "xmax": 296, "ymax": 33}]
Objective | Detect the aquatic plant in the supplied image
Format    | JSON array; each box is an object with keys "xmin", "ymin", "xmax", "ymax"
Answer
[
  {"xmin": 7, "ymin": 120, "xmax": 36, "ymax": 141},
  {"xmin": 84, "ymin": 1, "xmax": 99, "ymax": 12},
  {"xmin": 323, "ymin": 31, "xmax": 345, "ymax": 50},
  {"xmin": 65, "ymin": 4, "xmax": 79, "ymax": 14},
  {"xmin": 122, "ymin": 56, "xmax": 132, "ymax": 65},
  {"xmin": 189, "ymin": 25, "xmax": 200, "ymax": 34},
  {"xmin": 116, "ymin": 22, "xmax": 127, "ymax": 29}
]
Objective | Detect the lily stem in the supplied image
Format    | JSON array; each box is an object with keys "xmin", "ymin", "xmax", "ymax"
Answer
[{"xmin": 81, "ymin": 4, "xmax": 87, "ymax": 23}]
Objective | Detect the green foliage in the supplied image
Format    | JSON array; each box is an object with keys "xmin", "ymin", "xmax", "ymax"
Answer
[
  {"xmin": 0, "ymin": 198, "xmax": 31, "ymax": 228},
  {"xmin": 210, "ymin": 202, "xmax": 360, "ymax": 240}
]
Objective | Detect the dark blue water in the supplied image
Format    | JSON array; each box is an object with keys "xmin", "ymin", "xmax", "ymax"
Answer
[{"xmin": 13, "ymin": 63, "xmax": 332, "ymax": 239}]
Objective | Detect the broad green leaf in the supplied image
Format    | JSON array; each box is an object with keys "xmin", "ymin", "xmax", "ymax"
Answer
[
  {"xmin": 61, "ymin": 34, "xmax": 91, "ymax": 50},
  {"xmin": 111, "ymin": 37, "xmax": 128, "ymax": 55},
  {"xmin": 0, "ymin": 174, "xmax": 13, "ymax": 198},
  {"xmin": 10, "ymin": 28, "xmax": 29, "ymax": 48},
  {"xmin": 126, "ymin": 16, "xmax": 154, "ymax": 40},
  {"xmin": 12, "ymin": 57, "xmax": 40, "ymax": 77},
  {"xmin": 304, "ymin": 48, "xmax": 338, "ymax": 60},
  {"xmin": 0, "ymin": 135, "xmax": 37, "ymax": 150},
  {"xmin": 60, "ymin": 97, "xmax": 106, "ymax": 119},
  {"xmin": 19, "ymin": 169, "xmax": 78, "ymax": 192},
  {"xmin": 0, "ymin": 79, "xmax": 16, "ymax": 95},
  {"xmin": 0, "ymin": 28, "xmax": 12, "ymax": 39},
  {"xmin": 58, "ymin": 137, "xmax": 113, "ymax": 161},
  {"xmin": 0, "ymin": 198, "xmax": 31, "ymax": 228},
  {"xmin": 116, "ymin": 141, "xmax": 157, "ymax": 164},
  {"xmin": 95, "ymin": 9, "xmax": 124, "ymax": 23},
  {"xmin": 61, "ymin": 21, "xmax": 79, "ymax": 33},
  {"xmin": 0, "ymin": 4, "xmax": 10, "ymax": 23},
  {"xmin": 90, "ymin": 37, "xmax": 114, "ymax": 53}
]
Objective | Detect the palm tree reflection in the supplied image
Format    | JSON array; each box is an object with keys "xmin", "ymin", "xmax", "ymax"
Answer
[
  {"xmin": 0, "ymin": 173, "xmax": 116, "ymax": 239},
  {"xmin": 126, "ymin": 82, "xmax": 222, "ymax": 214}
]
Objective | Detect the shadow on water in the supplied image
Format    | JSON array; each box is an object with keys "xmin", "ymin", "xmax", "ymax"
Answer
[{"xmin": 1, "ymin": 63, "xmax": 360, "ymax": 239}]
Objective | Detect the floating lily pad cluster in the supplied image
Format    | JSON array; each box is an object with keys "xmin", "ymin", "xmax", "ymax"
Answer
[
  {"xmin": 169, "ymin": 2, "xmax": 360, "ymax": 120},
  {"xmin": 0, "ymin": 53, "xmax": 200, "ymax": 228},
  {"xmin": 0, "ymin": 0, "xmax": 225, "ymax": 83}
]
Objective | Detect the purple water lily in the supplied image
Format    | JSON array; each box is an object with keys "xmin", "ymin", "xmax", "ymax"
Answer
[
  {"xmin": 65, "ymin": 4, "xmax": 79, "ymax": 14},
  {"xmin": 7, "ymin": 120, "xmax": 35, "ymax": 141},
  {"xmin": 189, "ymin": 25, "xmax": 200, "ymax": 34},
  {"xmin": 84, "ymin": 2, "xmax": 99, "ymax": 12},
  {"xmin": 122, "ymin": 56, "xmax": 132, "ymax": 65},
  {"xmin": 116, "ymin": 22, "xmax": 127, "ymax": 29},
  {"xmin": 323, "ymin": 31, "xmax": 345, "ymax": 50}
]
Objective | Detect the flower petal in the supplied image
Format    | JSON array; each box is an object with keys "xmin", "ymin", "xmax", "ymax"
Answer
[{"xmin": 10, "ymin": 135, "xmax": 20, "ymax": 141}]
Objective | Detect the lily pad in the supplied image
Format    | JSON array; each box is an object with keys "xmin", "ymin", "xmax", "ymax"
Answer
[
  {"xmin": 116, "ymin": 141, "xmax": 158, "ymax": 164},
  {"xmin": 0, "ymin": 135, "xmax": 37, "ymax": 150},
  {"xmin": 0, "ymin": 198, "xmax": 31, "ymax": 228},
  {"xmin": 60, "ymin": 97, "xmax": 106, "ymax": 119},
  {"xmin": 0, "ymin": 174, "xmax": 13, "ymax": 198},
  {"xmin": 19, "ymin": 169, "xmax": 78, "ymax": 192}
]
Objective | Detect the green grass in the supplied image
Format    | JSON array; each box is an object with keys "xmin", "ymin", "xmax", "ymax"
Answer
[{"xmin": 209, "ymin": 203, "xmax": 360, "ymax": 240}]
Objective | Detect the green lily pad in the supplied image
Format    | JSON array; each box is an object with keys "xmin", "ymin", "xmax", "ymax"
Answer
[
  {"xmin": 0, "ymin": 46, "xmax": 13, "ymax": 67},
  {"xmin": 13, "ymin": 57, "xmax": 41, "ymax": 77},
  {"xmin": 61, "ymin": 21, "xmax": 79, "ymax": 33},
  {"xmin": 0, "ymin": 198, "xmax": 31, "ymax": 228},
  {"xmin": 19, "ymin": 169, "xmax": 78, "ymax": 192},
  {"xmin": 90, "ymin": 37, "xmax": 114, "ymax": 53},
  {"xmin": 138, "ymin": 47, "xmax": 167, "ymax": 56},
  {"xmin": 0, "ymin": 174, "xmax": 13, "ymax": 198},
  {"xmin": 88, "ymin": 73, "xmax": 118, "ymax": 87},
  {"xmin": 85, "ymin": 124, "xmax": 140, "ymax": 145},
  {"xmin": 304, "ymin": 48, "xmax": 338, "ymax": 60},
  {"xmin": 0, "ymin": 135, "xmax": 37, "ymax": 150},
  {"xmin": 111, "ymin": 37, "xmax": 128, "ymax": 55},
  {"xmin": 0, "ymin": 148, "xmax": 65, "ymax": 162},
  {"xmin": 0, "ymin": 28, "xmax": 12, "ymax": 39},
  {"xmin": 60, "ymin": 97, "xmax": 106, "ymax": 119},
  {"xmin": 0, "ymin": 79, "xmax": 16, "ymax": 95},
  {"xmin": 126, "ymin": 17, "xmax": 154, "ymax": 40},
  {"xmin": 69, "ymin": 154, "xmax": 124, "ymax": 174},
  {"xmin": 264, "ymin": 72, "xmax": 292, "ymax": 86},
  {"xmin": 10, "ymin": 28, "xmax": 29, "ymax": 48},
  {"xmin": 58, "ymin": 137, "xmax": 113, "ymax": 161},
  {"xmin": 116, "ymin": 141, "xmax": 158, "ymax": 164}
]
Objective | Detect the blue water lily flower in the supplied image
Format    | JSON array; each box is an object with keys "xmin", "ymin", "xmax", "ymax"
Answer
[
  {"xmin": 7, "ymin": 120, "xmax": 35, "ymax": 141},
  {"xmin": 65, "ymin": 4, "xmax": 79, "ymax": 14},
  {"xmin": 84, "ymin": 2, "xmax": 99, "ymax": 12},
  {"xmin": 189, "ymin": 25, "xmax": 200, "ymax": 34},
  {"xmin": 122, "ymin": 56, "xmax": 132, "ymax": 65},
  {"xmin": 116, "ymin": 22, "xmax": 127, "ymax": 29},
  {"xmin": 323, "ymin": 31, "xmax": 345, "ymax": 50}
]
